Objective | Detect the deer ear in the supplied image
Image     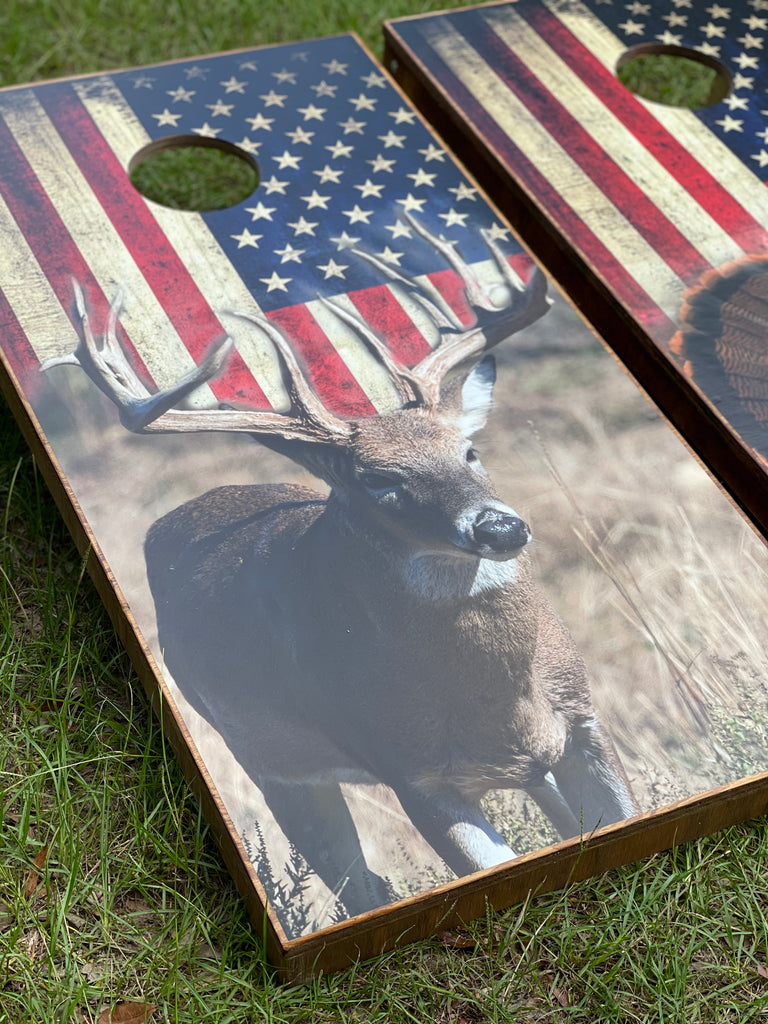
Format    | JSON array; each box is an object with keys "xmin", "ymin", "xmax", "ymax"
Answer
[{"xmin": 441, "ymin": 354, "xmax": 496, "ymax": 437}]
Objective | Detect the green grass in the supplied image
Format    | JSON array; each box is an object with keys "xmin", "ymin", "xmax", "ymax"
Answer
[
  {"xmin": 2, "ymin": 2, "xmax": 768, "ymax": 1021},
  {"xmin": 617, "ymin": 52, "xmax": 724, "ymax": 109}
]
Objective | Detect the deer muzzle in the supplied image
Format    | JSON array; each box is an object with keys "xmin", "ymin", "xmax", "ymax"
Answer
[{"xmin": 470, "ymin": 508, "xmax": 531, "ymax": 559}]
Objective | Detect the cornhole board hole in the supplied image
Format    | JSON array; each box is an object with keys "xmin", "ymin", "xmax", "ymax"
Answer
[
  {"xmin": 384, "ymin": 0, "xmax": 768, "ymax": 538},
  {"xmin": 1, "ymin": 34, "xmax": 768, "ymax": 981}
]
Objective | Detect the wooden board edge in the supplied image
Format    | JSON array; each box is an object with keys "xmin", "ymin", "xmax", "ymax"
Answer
[
  {"xmin": 274, "ymin": 770, "xmax": 768, "ymax": 980},
  {"xmin": 381, "ymin": 23, "xmax": 768, "ymax": 543},
  {"xmin": 0, "ymin": 349, "xmax": 294, "ymax": 972}
]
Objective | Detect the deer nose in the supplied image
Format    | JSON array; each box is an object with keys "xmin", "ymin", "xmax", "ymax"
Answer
[{"xmin": 472, "ymin": 510, "xmax": 531, "ymax": 553}]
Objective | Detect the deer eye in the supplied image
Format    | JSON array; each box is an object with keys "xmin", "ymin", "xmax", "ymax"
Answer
[
  {"xmin": 466, "ymin": 447, "xmax": 480, "ymax": 463},
  {"xmin": 358, "ymin": 470, "xmax": 402, "ymax": 493}
]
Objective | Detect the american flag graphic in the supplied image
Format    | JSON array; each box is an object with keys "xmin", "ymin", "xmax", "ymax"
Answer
[
  {"xmin": 385, "ymin": 0, "xmax": 768, "ymax": 354},
  {"xmin": 0, "ymin": 35, "xmax": 527, "ymax": 420}
]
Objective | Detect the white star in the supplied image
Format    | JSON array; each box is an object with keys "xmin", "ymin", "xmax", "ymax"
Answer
[
  {"xmin": 314, "ymin": 164, "xmax": 344, "ymax": 184},
  {"xmin": 378, "ymin": 130, "xmax": 406, "ymax": 148},
  {"xmin": 220, "ymin": 76, "xmax": 247, "ymax": 93},
  {"xmin": 724, "ymin": 93, "xmax": 750, "ymax": 109},
  {"xmin": 260, "ymin": 272, "xmax": 291, "ymax": 292},
  {"xmin": 419, "ymin": 143, "xmax": 445, "ymax": 162},
  {"xmin": 362, "ymin": 70, "xmax": 387, "ymax": 88},
  {"xmin": 240, "ymin": 60, "xmax": 258, "ymax": 71},
  {"xmin": 231, "ymin": 228, "xmax": 262, "ymax": 248},
  {"xmin": 734, "ymin": 51, "xmax": 760, "ymax": 68},
  {"xmin": 733, "ymin": 73, "xmax": 755, "ymax": 89},
  {"xmin": 260, "ymin": 90, "xmax": 286, "ymax": 107},
  {"xmin": 192, "ymin": 122, "xmax": 221, "ymax": 138},
  {"xmin": 152, "ymin": 108, "xmax": 182, "ymax": 126},
  {"xmin": 354, "ymin": 178, "xmax": 385, "ymax": 198},
  {"xmin": 274, "ymin": 243, "xmax": 305, "ymax": 264},
  {"xmin": 288, "ymin": 216, "xmax": 318, "ymax": 236},
  {"xmin": 262, "ymin": 176, "xmax": 288, "ymax": 194},
  {"xmin": 133, "ymin": 75, "xmax": 154, "ymax": 89},
  {"xmin": 484, "ymin": 223, "xmax": 510, "ymax": 241},
  {"xmin": 438, "ymin": 208, "xmax": 469, "ymax": 227},
  {"xmin": 206, "ymin": 99, "xmax": 234, "ymax": 117},
  {"xmin": 697, "ymin": 41, "xmax": 722, "ymax": 56},
  {"xmin": 331, "ymin": 231, "xmax": 361, "ymax": 250},
  {"xmin": 663, "ymin": 12, "xmax": 687, "ymax": 26},
  {"xmin": 185, "ymin": 66, "xmax": 209, "ymax": 79},
  {"xmin": 376, "ymin": 247, "xmax": 404, "ymax": 265},
  {"xmin": 396, "ymin": 193, "xmax": 427, "ymax": 212},
  {"xmin": 449, "ymin": 182, "xmax": 478, "ymax": 201},
  {"xmin": 407, "ymin": 168, "xmax": 436, "ymax": 187},
  {"xmin": 386, "ymin": 221, "xmax": 413, "ymax": 239},
  {"xmin": 368, "ymin": 154, "xmax": 396, "ymax": 173},
  {"xmin": 339, "ymin": 116, "xmax": 366, "ymax": 134},
  {"xmin": 312, "ymin": 81, "xmax": 337, "ymax": 97},
  {"xmin": 273, "ymin": 69, "xmax": 297, "ymax": 84},
  {"xmin": 716, "ymin": 114, "xmax": 744, "ymax": 131},
  {"xmin": 246, "ymin": 113, "xmax": 274, "ymax": 131},
  {"xmin": 655, "ymin": 30, "xmax": 682, "ymax": 44},
  {"xmin": 625, "ymin": 1, "xmax": 650, "ymax": 12},
  {"xmin": 168, "ymin": 86, "xmax": 195, "ymax": 102},
  {"xmin": 342, "ymin": 205, "xmax": 373, "ymax": 224},
  {"xmin": 273, "ymin": 150, "xmax": 301, "ymax": 169},
  {"xmin": 738, "ymin": 32, "xmax": 764, "ymax": 47},
  {"xmin": 326, "ymin": 140, "xmax": 354, "ymax": 159},
  {"xmin": 286, "ymin": 126, "xmax": 315, "ymax": 145},
  {"xmin": 755, "ymin": 126, "xmax": 768, "ymax": 143},
  {"xmin": 323, "ymin": 59, "xmax": 348, "ymax": 74},
  {"xmin": 297, "ymin": 103, "xmax": 326, "ymax": 121},
  {"xmin": 389, "ymin": 107, "xmax": 417, "ymax": 124},
  {"xmin": 619, "ymin": 19, "xmax": 645, "ymax": 34},
  {"xmin": 235, "ymin": 137, "xmax": 260, "ymax": 154},
  {"xmin": 706, "ymin": 4, "xmax": 730, "ymax": 15},
  {"xmin": 317, "ymin": 258, "xmax": 348, "ymax": 280},
  {"xmin": 751, "ymin": 149, "xmax": 768, "ymax": 166},
  {"xmin": 743, "ymin": 14, "xmax": 768, "ymax": 29},
  {"xmin": 350, "ymin": 93, "xmax": 377, "ymax": 111},
  {"xmin": 700, "ymin": 21, "xmax": 726, "ymax": 37},
  {"xmin": 301, "ymin": 190, "xmax": 331, "ymax": 209},
  {"xmin": 245, "ymin": 201, "xmax": 276, "ymax": 221}
]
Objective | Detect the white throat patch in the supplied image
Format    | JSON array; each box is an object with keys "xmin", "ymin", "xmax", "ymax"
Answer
[{"xmin": 403, "ymin": 551, "xmax": 519, "ymax": 600}]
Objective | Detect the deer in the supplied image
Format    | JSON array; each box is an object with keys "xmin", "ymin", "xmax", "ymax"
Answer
[{"xmin": 46, "ymin": 217, "xmax": 638, "ymax": 925}]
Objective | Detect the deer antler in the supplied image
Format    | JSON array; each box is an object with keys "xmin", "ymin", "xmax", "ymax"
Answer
[{"xmin": 44, "ymin": 218, "xmax": 549, "ymax": 436}]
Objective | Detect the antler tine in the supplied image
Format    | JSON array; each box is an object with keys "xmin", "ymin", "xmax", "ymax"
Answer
[
  {"xmin": 317, "ymin": 295, "xmax": 431, "ymax": 407},
  {"xmin": 42, "ymin": 281, "xmax": 235, "ymax": 432},
  {"xmin": 401, "ymin": 210, "xmax": 496, "ymax": 314},
  {"xmin": 349, "ymin": 246, "xmax": 459, "ymax": 330},
  {"xmin": 232, "ymin": 309, "xmax": 351, "ymax": 440}
]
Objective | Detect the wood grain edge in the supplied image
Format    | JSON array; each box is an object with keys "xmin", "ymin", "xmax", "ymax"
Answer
[
  {"xmin": 381, "ymin": 23, "xmax": 768, "ymax": 542},
  {"xmin": 0, "ymin": 350, "xmax": 292, "ymax": 974}
]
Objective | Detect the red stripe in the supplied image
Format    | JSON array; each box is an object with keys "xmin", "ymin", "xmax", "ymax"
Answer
[
  {"xmin": 469, "ymin": 17, "xmax": 711, "ymax": 288},
  {"xmin": 267, "ymin": 304, "xmax": 374, "ymax": 417},
  {"xmin": 40, "ymin": 86, "xmax": 269, "ymax": 409},
  {"xmin": 0, "ymin": 291, "xmax": 43, "ymax": 396},
  {"xmin": 413, "ymin": 24, "xmax": 675, "ymax": 340},
  {"xmin": 522, "ymin": 3, "xmax": 768, "ymax": 254},
  {"xmin": 0, "ymin": 111, "xmax": 154, "ymax": 383}
]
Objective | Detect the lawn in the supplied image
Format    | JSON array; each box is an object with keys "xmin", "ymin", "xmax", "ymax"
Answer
[{"xmin": 1, "ymin": 1, "xmax": 767, "ymax": 1022}]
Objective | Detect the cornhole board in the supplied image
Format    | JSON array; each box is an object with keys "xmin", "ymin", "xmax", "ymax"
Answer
[
  {"xmin": 2, "ymin": 34, "xmax": 768, "ymax": 981},
  {"xmin": 384, "ymin": 0, "xmax": 768, "ymax": 538}
]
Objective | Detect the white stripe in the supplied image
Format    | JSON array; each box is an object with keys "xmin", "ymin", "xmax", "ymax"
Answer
[
  {"xmin": 545, "ymin": 0, "xmax": 768, "ymax": 233},
  {"xmin": 485, "ymin": 6, "xmax": 747, "ymax": 270},
  {"xmin": 0, "ymin": 189, "xmax": 78, "ymax": 364},
  {"xmin": 419, "ymin": 18, "xmax": 684, "ymax": 316},
  {"xmin": 72, "ymin": 78, "xmax": 287, "ymax": 410}
]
